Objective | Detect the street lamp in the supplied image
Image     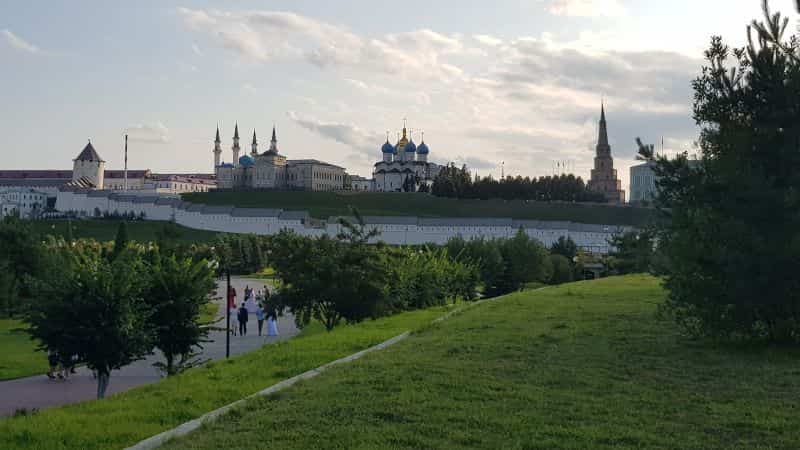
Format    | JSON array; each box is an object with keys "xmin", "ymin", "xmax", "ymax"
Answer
[{"xmin": 226, "ymin": 270, "xmax": 231, "ymax": 359}]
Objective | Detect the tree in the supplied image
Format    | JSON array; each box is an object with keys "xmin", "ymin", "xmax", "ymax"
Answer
[
  {"xmin": 550, "ymin": 236, "xmax": 578, "ymax": 261},
  {"xmin": 144, "ymin": 252, "xmax": 217, "ymax": 376},
  {"xmin": 0, "ymin": 217, "xmax": 44, "ymax": 317},
  {"xmin": 497, "ymin": 229, "xmax": 552, "ymax": 293},
  {"xmin": 548, "ymin": 254, "xmax": 573, "ymax": 285},
  {"xmin": 26, "ymin": 250, "xmax": 153, "ymax": 398},
  {"xmin": 608, "ymin": 230, "xmax": 655, "ymax": 275},
  {"xmin": 112, "ymin": 221, "xmax": 129, "ymax": 259},
  {"xmin": 641, "ymin": 1, "xmax": 800, "ymax": 341}
]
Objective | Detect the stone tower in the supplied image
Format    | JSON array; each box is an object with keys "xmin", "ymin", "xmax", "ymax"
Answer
[
  {"xmin": 213, "ymin": 125, "xmax": 222, "ymax": 168},
  {"xmin": 72, "ymin": 140, "xmax": 105, "ymax": 189},
  {"xmin": 232, "ymin": 122, "xmax": 241, "ymax": 166},
  {"xmin": 588, "ymin": 103, "xmax": 625, "ymax": 203}
]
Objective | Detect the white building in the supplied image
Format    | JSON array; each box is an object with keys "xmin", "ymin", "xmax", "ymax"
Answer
[
  {"xmin": 350, "ymin": 175, "xmax": 375, "ymax": 192},
  {"xmin": 214, "ymin": 124, "xmax": 346, "ymax": 191},
  {"xmin": 372, "ymin": 123, "xmax": 441, "ymax": 192},
  {"xmin": 0, "ymin": 188, "xmax": 48, "ymax": 219},
  {"xmin": 629, "ymin": 162, "xmax": 657, "ymax": 205}
]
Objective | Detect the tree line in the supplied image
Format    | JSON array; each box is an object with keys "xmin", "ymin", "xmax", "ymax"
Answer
[{"xmin": 431, "ymin": 163, "xmax": 607, "ymax": 202}]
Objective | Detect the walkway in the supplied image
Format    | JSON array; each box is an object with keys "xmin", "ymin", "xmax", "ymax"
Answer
[{"xmin": 0, "ymin": 276, "xmax": 298, "ymax": 417}]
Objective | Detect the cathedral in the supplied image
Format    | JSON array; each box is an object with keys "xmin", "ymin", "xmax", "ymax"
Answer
[
  {"xmin": 372, "ymin": 122, "xmax": 441, "ymax": 192},
  {"xmin": 214, "ymin": 123, "xmax": 346, "ymax": 191},
  {"xmin": 587, "ymin": 104, "xmax": 625, "ymax": 204}
]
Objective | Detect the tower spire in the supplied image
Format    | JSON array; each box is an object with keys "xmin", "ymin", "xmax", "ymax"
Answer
[
  {"xmin": 234, "ymin": 122, "xmax": 240, "ymax": 140},
  {"xmin": 215, "ymin": 124, "xmax": 221, "ymax": 143},
  {"xmin": 597, "ymin": 101, "xmax": 609, "ymax": 151},
  {"xmin": 268, "ymin": 124, "xmax": 278, "ymax": 153}
]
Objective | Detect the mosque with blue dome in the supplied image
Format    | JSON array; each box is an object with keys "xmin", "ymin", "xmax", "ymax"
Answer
[
  {"xmin": 372, "ymin": 122, "xmax": 441, "ymax": 192},
  {"xmin": 214, "ymin": 123, "xmax": 346, "ymax": 191}
]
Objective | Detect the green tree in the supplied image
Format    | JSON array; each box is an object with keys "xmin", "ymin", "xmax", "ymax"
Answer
[
  {"xmin": 550, "ymin": 236, "xmax": 578, "ymax": 261},
  {"xmin": 497, "ymin": 229, "xmax": 552, "ymax": 293},
  {"xmin": 0, "ymin": 217, "xmax": 44, "ymax": 317},
  {"xmin": 112, "ymin": 221, "xmax": 129, "ymax": 259},
  {"xmin": 608, "ymin": 230, "xmax": 656, "ymax": 275},
  {"xmin": 144, "ymin": 252, "xmax": 217, "ymax": 376},
  {"xmin": 26, "ymin": 250, "xmax": 153, "ymax": 398},
  {"xmin": 641, "ymin": 1, "xmax": 800, "ymax": 341},
  {"xmin": 549, "ymin": 254, "xmax": 574, "ymax": 285}
]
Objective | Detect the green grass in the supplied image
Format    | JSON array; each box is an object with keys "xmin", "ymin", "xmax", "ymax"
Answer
[
  {"xmin": 0, "ymin": 303, "xmax": 459, "ymax": 449},
  {"xmin": 157, "ymin": 276, "xmax": 800, "ymax": 450},
  {"xmin": 28, "ymin": 220, "xmax": 220, "ymax": 243},
  {"xmin": 0, "ymin": 320, "xmax": 45, "ymax": 381},
  {"xmin": 183, "ymin": 191, "xmax": 655, "ymax": 226}
]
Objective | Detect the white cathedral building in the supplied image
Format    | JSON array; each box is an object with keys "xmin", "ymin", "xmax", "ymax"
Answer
[
  {"xmin": 214, "ymin": 123, "xmax": 347, "ymax": 191},
  {"xmin": 370, "ymin": 123, "xmax": 441, "ymax": 192}
]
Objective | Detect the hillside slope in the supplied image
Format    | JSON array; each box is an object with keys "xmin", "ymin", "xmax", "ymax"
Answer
[
  {"xmin": 164, "ymin": 276, "xmax": 800, "ymax": 450},
  {"xmin": 183, "ymin": 191, "xmax": 655, "ymax": 226}
]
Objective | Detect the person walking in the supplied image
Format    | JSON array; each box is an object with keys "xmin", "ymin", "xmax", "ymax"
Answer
[
  {"xmin": 229, "ymin": 303, "xmax": 239, "ymax": 336},
  {"xmin": 238, "ymin": 303, "xmax": 249, "ymax": 336},
  {"xmin": 267, "ymin": 306, "xmax": 279, "ymax": 337},
  {"xmin": 255, "ymin": 304, "xmax": 265, "ymax": 336},
  {"xmin": 47, "ymin": 349, "xmax": 59, "ymax": 380}
]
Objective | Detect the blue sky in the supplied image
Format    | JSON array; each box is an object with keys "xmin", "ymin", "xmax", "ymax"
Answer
[{"xmin": 1, "ymin": 0, "xmax": 798, "ymax": 192}]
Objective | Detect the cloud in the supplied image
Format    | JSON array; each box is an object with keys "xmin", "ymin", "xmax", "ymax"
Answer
[
  {"xmin": 287, "ymin": 111, "xmax": 382, "ymax": 156},
  {"xmin": 125, "ymin": 122, "xmax": 171, "ymax": 144},
  {"xmin": 547, "ymin": 0, "xmax": 627, "ymax": 17},
  {"xmin": 473, "ymin": 34, "xmax": 503, "ymax": 47},
  {"xmin": 177, "ymin": 8, "xmax": 467, "ymax": 81},
  {"xmin": 191, "ymin": 42, "xmax": 203, "ymax": 56},
  {"xmin": 1, "ymin": 29, "xmax": 40, "ymax": 53}
]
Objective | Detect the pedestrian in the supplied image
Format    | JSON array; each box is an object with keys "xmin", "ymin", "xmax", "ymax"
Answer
[
  {"xmin": 227, "ymin": 285, "xmax": 237, "ymax": 311},
  {"xmin": 256, "ymin": 304, "xmax": 265, "ymax": 336},
  {"xmin": 238, "ymin": 303, "xmax": 249, "ymax": 336},
  {"xmin": 47, "ymin": 349, "xmax": 59, "ymax": 380},
  {"xmin": 229, "ymin": 303, "xmax": 238, "ymax": 336},
  {"xmin": 267, "ymin": 306, "xmax": 279, "ymax": 337}
]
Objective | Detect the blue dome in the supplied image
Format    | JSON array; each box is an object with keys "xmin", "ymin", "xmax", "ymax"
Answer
[
  {"xmin": 404, "ymin": 139, "xmax": 417, "ymax": 153},
  {"xmin": 218, "ymin": 163, "xmax": 234, "ymax": 169},
  {"xmin": 381, "ymin": 141, "xmax": 395, "ymax": 154},
  {"xmin": 238, "ymin": 155, "xmax": 255, "ymax": 167},
  {"xmin": 417, "ymin": 141, "xmax": 430, "ymax": 154}
]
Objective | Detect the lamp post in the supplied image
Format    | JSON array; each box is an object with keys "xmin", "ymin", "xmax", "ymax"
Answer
[{"xmin": 226, "ymin": 270, "xmax": 231, "ymax": 359}]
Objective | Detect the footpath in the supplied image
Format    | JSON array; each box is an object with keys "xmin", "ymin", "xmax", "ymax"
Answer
[{"xmin": 0, "ymin": 276, "xmax": 298, "ymax": 417}]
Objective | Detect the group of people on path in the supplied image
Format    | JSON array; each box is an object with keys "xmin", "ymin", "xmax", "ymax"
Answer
[
  {"xmin": 46, "ymin": 351, "xmax": 79, "ymax": 380},
  {"xmin": 228, "ymin": 285, "xmax": 279, "ymax": 338}
]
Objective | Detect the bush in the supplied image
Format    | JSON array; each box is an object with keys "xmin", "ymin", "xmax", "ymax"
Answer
[{"xmin": 548, "ymin": 254, "xmax": 573, "ymax": 285}]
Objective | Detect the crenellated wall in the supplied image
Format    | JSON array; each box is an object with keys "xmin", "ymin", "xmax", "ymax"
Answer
[{"xmin": 55, "ymin": 189, "xmax": 632, "ymax": 254}]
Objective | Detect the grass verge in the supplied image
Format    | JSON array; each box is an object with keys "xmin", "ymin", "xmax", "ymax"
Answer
[
  {"xmin": 0, "ymin": 303, "xmax": 459, "ymax": 449},
  {"xmin": 161, "ymin": 275, "xmax": 800, "ymax": 450},
  {"xmin": 0, "ymin": 320, "xmax": 44, "ymax": 381}
]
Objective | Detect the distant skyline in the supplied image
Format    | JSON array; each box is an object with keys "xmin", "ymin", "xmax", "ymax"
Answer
[{"xmin": 2, "ymin": 0, "xmax": 798, "ymax": 194}]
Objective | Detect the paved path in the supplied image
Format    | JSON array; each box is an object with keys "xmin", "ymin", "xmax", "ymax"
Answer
[{"xmin": 0, "ymin": 277, "xmax": 298, "ymax": 417}]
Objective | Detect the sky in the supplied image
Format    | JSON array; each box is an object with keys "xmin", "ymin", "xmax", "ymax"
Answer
[{"xmin": 1, "ymin": 0, "xmax": 798, "ymax": 194}]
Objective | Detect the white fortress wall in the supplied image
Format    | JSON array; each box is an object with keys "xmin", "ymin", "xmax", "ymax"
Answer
[{"xmin": 55, "ymin": 189, "xmax": 632, "ymax": 253}]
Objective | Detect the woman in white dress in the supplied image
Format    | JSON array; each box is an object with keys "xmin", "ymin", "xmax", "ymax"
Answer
[{"xmin": 266, "ymin": 307, "xmax": 279, "ymax": 337}]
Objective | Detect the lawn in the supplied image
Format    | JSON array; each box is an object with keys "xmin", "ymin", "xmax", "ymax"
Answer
[
  {"xmin": 0, "ymin": 303, "xmax": 459, "ymax": 450},
  {"xmin": 28, "ymin": 220, "xmax": 220, "ymax": 243},
  {"xmin": 0, "ymin": 320, "xmax": 45, "ymax": 382},
  {"xmin": 183, "ymin": 191, "xmax": 656, "ymax": 226},
  {"xmin": 159, "ymin": 275, "xmax": 800, "ymax": 450}
]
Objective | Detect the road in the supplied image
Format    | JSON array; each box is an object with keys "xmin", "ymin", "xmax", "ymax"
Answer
[{"xmin": 0, "ymin": 276, "xmax": 299, "ymax": 417}]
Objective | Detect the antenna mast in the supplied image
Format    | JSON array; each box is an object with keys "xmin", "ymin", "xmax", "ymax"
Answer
[{"xmin": 124, "ymin": 134, "xmax": 128, "ymax": 191}]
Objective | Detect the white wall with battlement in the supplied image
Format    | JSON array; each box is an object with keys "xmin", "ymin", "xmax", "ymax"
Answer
[{"xmin": 56, "ymin": 189, "xmax": 633, "ymax": 254}]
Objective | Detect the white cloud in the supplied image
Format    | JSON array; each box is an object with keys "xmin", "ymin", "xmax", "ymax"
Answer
[
  {"xmin": 125, "ymin": 122, "xmax": 171, "ymax": 144},
  {"xmin": 287, "ymin": 111, "xmax": 382, "ymax": 156},
  {"xmin": 1, "ymin": 29, "xmax": 40, "ymax": 53},
  {"xmin": 191, "ymin": 42, "xmax": 203, "ymax": 56},
  {"xmin": 473, "ymin": 34, "xmax": 503, "ymax": 47},
  {"xmin": 547, "ymin": 0, "xmax": 627, "ymax": 18}
]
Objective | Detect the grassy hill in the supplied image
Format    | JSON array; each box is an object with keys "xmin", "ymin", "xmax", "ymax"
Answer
[
  {"xmin": 28, "ymin": 220, "xmax": 219, "ymax": 243},
  {"xmin": 160, "ymin": 276, "xmax": 800, "ymax": 450},
  {"xmin": 183, "ymin": 191, "xmax": 656, "ymax": 226}
]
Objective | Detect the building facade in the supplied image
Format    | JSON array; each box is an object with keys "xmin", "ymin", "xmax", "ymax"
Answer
[
  {"xmin": 372, "ymin": 123, "xmax": 441, "ymax": 192},
  {"xmin": 587, "ymin": 104, "xmax": 625, "ymax": 204},
  {"xmin": 629, "ymin": 161, "xmax": 657, "ymax": 204},
  {"xmin": 0, "ymin": 188, "xmax": 48, "ymax": 219},
  {"xmin": 214, "ymin": 124, "xmax": 346, "ymax": 191}
]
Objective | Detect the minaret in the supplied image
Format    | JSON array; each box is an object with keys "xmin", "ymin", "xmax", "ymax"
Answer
[
  {"xmin": 213, "ymin": 125, "xmax": 222, "ymax": 168},
  {"xmin": 268, "ymin": 125, "xmax": 278, "ymax": 153},
  {"xmin": 232, "ymin": 122, "xmax": 240, "ymax": 165},
  {"xmin": 251, "ymin": 129, "xmax": 258, "ymax": 156}
]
